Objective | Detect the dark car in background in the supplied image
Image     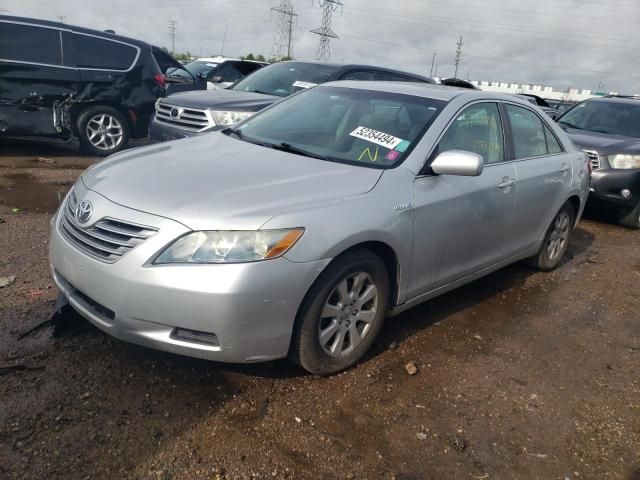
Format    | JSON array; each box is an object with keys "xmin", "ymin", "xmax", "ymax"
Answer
[
  {"xmin": 163, "ymin": 57, "xmax": 268, "ymax": 95},
  {"xmin": 557, "ymin": 96, "xmax": 640, "ymax": 228},
  {"xmin": 517, "ymin": 94, "xmax": 561, "ymax": 120},
  {"xmin": 0, "ymin": 16, "xmax": 185, "ymax": 155},
  {"xmin": 149, "ymin": 60, "xmax": 435, "ymax": 142}
]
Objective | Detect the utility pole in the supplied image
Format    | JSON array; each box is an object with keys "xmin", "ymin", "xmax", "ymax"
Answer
[
  {"xmin": 311, "ymin": 0, "xmax": 343, "ymax": 61},
  {"xmin": 429, "ymin": 52, "xmax": 437, "ymax": 77},
  {"xmin": 57, "ymin": 16, "xmax": 65, "ymax": 24},
  {"xmin": 220, "ymin": 24, "xmax": 228, "ymax": 55},
  {"xmin": 271, "ymin": 1, "xmax": 297, "ymax": 60},
  {"xmin": 168, "ymin": 20, "xmax": 177, "ymax": 56},
  {"xmin": 454, "ymin": 35, "xmax": 463, "ymax": 79}
]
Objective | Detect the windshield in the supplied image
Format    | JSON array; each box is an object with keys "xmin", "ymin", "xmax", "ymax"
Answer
[
  {"xmin": 228, "ymin": 86, "xmax": 445, "ymax": 169},
  {"xmin": 185, "ymin": 60, "xmax": 219, "ymax": 76},
  {"xmin": 232, "ymin": 62, "xmax": 340, "ymax": 97},
  {"xmin": 558, "ymin": 100, "xmax": 640, "ymax": 138}
]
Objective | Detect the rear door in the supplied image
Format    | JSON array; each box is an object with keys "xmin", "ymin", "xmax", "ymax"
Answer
[
  {"xmin": 0, "ymin": 20, "xmax": 80, "ymax": 138},
  {"xmin": 503, "ymin": 103, "xmax": 571, "ymax": 251},
  {"xmin": 410, "ymin": 102, "xmax": 517, "ymax": 298}
]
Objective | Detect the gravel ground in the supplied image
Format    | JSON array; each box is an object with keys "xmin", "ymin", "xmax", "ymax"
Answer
[{"xmin": 1, "ymin": 140, "xmax": 639, "ymax": 480}]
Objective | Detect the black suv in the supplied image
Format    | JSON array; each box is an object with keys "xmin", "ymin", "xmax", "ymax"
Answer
[
  {"xmin": 0, "ymin": 16, "xmax": 186, "ymax": 155},
  {"xmin": 557, "ymin": 96, "xmax": 640, "ymax": 228},
  {"xmin": 149, "ymin": 60, "xmax": 434, "ymax": 142}
]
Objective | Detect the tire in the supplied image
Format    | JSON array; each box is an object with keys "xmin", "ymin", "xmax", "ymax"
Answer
[
  {"xmin": 77, "ymin": 105, "xmax": 130, "ymax": 156},
  {"xmin": 291, "ymin": 248, "xmax": 390, "ymax": 376},
  {"xmin": 618, "ymin": 201, "xmax": 640, "ymax": 230},
  {"xmin": 527, "ymin": 202, "xmax": 575, "ymax": 272}
]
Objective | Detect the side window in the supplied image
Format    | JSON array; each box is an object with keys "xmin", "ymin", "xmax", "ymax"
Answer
[
  {"xmin": 212, "ymin": 63, "xmax": 244, "ymax": 82},
  {"xmin": 0, "ymin": 23, "xmax": 62, "ymax": 65},
  {"xmin": 74, "ymin": 35, "xmax": 137, "ymax": 70},
  {"xmin": 437, "ymin": 103, "xmax": 504, "ymax": 165},
  {"xmin": 544, "ymin": 125, "xmax": 563, "ymax": 154},
  {"xmin": 505, "ymin": 104, "xmax": 547, "ymax": 159},
  {"xmin": 376, "ymin": 72, "xmax": 413, "ymax": 82},
  {"xmin": 235, "ymin": 62, "xmax": 263, "ymax": 76},
  {"xmin": 340, "ymin": 70, "xmax": 376, "ymax": 81}
]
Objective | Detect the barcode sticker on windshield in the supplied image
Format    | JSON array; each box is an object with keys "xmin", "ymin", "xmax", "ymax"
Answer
[
  {"xmin": 349, "ymin": 126, "xmax": 404, "ymax": 150},
  {"xmin": 292, "ymin": 80, "xmax": 318, "ymax": 89}
]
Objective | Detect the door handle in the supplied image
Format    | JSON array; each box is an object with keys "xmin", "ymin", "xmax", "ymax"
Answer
[
  {"xmin": 497, "ymin": 178, "xmax": 515, "ymax": 189},
  {"xmin": 559, "ymin": 163, "xmax": 571, "ymax": 173}
]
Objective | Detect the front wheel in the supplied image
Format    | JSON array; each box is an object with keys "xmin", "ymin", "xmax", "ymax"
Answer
[
  {"xmin": 528, "ymin": 202, "xmax": 575, "ymax": 271},
  {"xmin": 618, "ymin": 201, "xmax": 640, "ymax": 230},
  {"xmin": 77, "ymin": 106, "xmax": 130, "ymax": 156},
  {"xmin": 291, "ymin": 249, "xmax": 390, "ymax": 376}
]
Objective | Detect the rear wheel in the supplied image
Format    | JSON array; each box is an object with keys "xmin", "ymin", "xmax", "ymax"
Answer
[
  {"xmin": 528, "ymin": 202, "xmax": 575, "ymax": 271},
  {"xmin": 291, "ymin": 248, "xmax": 389, "ymax": 376},
  {"xmin": 77, "ymin": 106, "xmax": 130, "ymax": 156},
  {"xmin": 618, "ymin": 201, "xmax": 640, "ymax": 229}
]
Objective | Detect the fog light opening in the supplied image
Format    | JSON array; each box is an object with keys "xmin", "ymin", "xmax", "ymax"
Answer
[
  {"xmin": 620, "ymin": 189, "xmax": 632, "ymax": 199},
  {"xmin": 170, "ymin": 328, "xmax": 220, "ymax": 347}
]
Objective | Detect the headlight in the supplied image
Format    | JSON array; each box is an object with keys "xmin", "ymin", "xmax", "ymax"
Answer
[
  {"xmin": 209, "ymin": 110, "xmax": 254, "ymax": 126},
  {"xmin": 154, "ymin": 229, "xmax": 304, "ymax": 264},
  {"xmin": 608, "ymin": 154, "xmax": 640, "ymax": 169}
]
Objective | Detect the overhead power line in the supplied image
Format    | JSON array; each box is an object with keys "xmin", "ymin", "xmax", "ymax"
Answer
[{"xmin": 311, "ymin": 0, "xmax": 343, "ymax": 61}]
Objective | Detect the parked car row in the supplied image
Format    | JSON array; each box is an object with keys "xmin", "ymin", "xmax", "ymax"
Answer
[{"xmin": 0, "ymin": 15, "xmax": 635, "ymax": 375}]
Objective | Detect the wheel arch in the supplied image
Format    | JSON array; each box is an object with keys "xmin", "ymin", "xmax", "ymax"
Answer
[{"xmin": 567, "ymin": 195, "xmax": 581, "ymax": 227}]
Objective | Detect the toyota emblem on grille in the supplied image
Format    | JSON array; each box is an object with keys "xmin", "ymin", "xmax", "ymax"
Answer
[
  {"xmin": 76, "ymin": 200, "xmax": 93, "ymax": 224},
  {"xmin": 170, "ymin": 107, "xmax": 183, "ymax": 118}
]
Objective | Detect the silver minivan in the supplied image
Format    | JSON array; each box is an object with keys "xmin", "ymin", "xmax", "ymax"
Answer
[{"xmin": 49, "ymin": 82, "xmax": 589, "ymax": 375}]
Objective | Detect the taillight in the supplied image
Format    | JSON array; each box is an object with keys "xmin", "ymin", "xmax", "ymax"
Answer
[{"xmin": 154, "ymin": 73, "xmax": 166, "ymax": 88}]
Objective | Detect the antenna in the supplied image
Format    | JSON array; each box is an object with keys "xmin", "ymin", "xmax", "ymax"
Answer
[
  {"xmin": 311, "ymin": 0, "xmax": 343, "ymax": 61},
  {"xmin": 271, "ymin": 1, "xmax": 297, "ymax": 59}
]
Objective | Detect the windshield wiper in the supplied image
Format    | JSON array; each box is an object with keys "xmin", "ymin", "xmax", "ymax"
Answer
[
  {"xmin": 250, "ymin": 89, "xmax": 276, "ymax": 96},
  {"xmin": 271, "ymin": 142, "xmax": 330, "ymax": 160}
]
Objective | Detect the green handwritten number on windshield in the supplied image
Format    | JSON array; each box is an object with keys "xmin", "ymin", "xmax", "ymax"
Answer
[{"xmin": 358, "ymin": 146, "xmax": 379, "ymax": 162}]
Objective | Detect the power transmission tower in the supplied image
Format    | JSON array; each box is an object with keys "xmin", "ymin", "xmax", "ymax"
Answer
[
  {"xmin": 168, "ymin": 20, "xmax": 177, "ymax": 55},
  {"xmin": 271, "ymin": 1, "xmax": 297, "ymax": 59},
  {"xmin": 453, "ymin": 35, "xmax": 463, "ymax": 79},
  {"xmin": 311, "ymin": 0, "xmax": 343, "ymax": 61}
]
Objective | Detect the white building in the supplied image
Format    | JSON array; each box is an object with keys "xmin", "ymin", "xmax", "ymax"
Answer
[{"xmin": 468, "ymin": 80, "xmax": 620, "ymax": 102}]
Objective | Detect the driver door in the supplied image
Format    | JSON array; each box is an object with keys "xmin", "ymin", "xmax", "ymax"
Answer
[{"xmin": 408, "ymin": 102, "xmax": 518, "ymax": 299}]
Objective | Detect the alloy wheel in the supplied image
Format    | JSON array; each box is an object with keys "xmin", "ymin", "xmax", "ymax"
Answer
[
  {"xmin": 85, "ymin": 113, "xmax": 124, "ymax": 151},
  {"xmin": 546, "ymin": 210, "xmax": 570, "ymax": 261},
  {"xmin": 318, "ymin": 272, "xmax": 379, "ymax": 357}
]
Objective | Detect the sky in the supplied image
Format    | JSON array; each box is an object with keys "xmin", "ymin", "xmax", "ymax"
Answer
[{"xmin": 2, "ymin": 0, "xmax": 639, "ymax": 93}]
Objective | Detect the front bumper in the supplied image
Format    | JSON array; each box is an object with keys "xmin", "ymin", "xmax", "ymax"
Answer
[
  {"xmin": 49, "ymin": 190, "xmax": 329, "ymax": 363},
  {"xmin": 148, "ymin": 115, "xmax": 222, "ymax": 143},
  {"xmin": 588, "ymin": 168, "xmax": 640, "ymax": 209}
]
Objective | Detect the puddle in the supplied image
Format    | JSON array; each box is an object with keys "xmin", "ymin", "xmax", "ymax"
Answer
[{"xmin": 0, "ymin": 173, "xmax": 71, "ymax": 213}]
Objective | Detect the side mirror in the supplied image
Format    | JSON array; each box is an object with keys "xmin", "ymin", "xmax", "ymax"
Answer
[
  {"xmin": 196, "ymin": 73, "xmax": 206, "ymax": 81},
  {"xmin": 431, "ymin": 150, "xmax": 483, "ymax": 176}
]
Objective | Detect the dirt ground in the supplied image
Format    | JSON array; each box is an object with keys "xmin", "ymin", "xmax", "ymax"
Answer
[{"xmin": 1, "ymin": 139, "xmax": 639, "ymax": 480}]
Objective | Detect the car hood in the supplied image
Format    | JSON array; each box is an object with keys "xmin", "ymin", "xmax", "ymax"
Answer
[
  {"xmin": 564, "ymin": 128, "xmax": 640, "ymax": 155},
  {"xmin": 82, "ymin": 134, "xmax": 383, "ymax": 231},
  {"xmin": 160, "ymin": 88, "xmax": 280, "ymax": 111}
]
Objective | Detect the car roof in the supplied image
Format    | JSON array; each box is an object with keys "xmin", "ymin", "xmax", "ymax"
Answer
[
  {"xmin": 277, "ymin": 60, "xmax": 433, "ymax": 83},
  {"xmin": 585, "ymin": 96, "xmax": 640, "ymax": 105},
  {"xmin": 0, "ymin": 15, "xmax": 150, "ymax": 48},
  {"xmin": 320, "ymin": 80, "xmax": 538, "ymax": 105}
]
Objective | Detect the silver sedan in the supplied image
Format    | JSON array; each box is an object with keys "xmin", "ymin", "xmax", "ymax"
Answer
[{"xmin": 49, "ymin": 82, "xmax": 590, "ymax": 375}]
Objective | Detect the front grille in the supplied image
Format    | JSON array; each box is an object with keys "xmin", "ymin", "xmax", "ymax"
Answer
[
  {"xmin": 59, "ymin": 192, "xmax": 157, "ymax": 263},
  {"xmin": 155, "ymin": 102, "xmax": 213, "ymax": 131},
  {"xmin": 583, "ymin": 149, "xmax": 600, "ymax": 169}
]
